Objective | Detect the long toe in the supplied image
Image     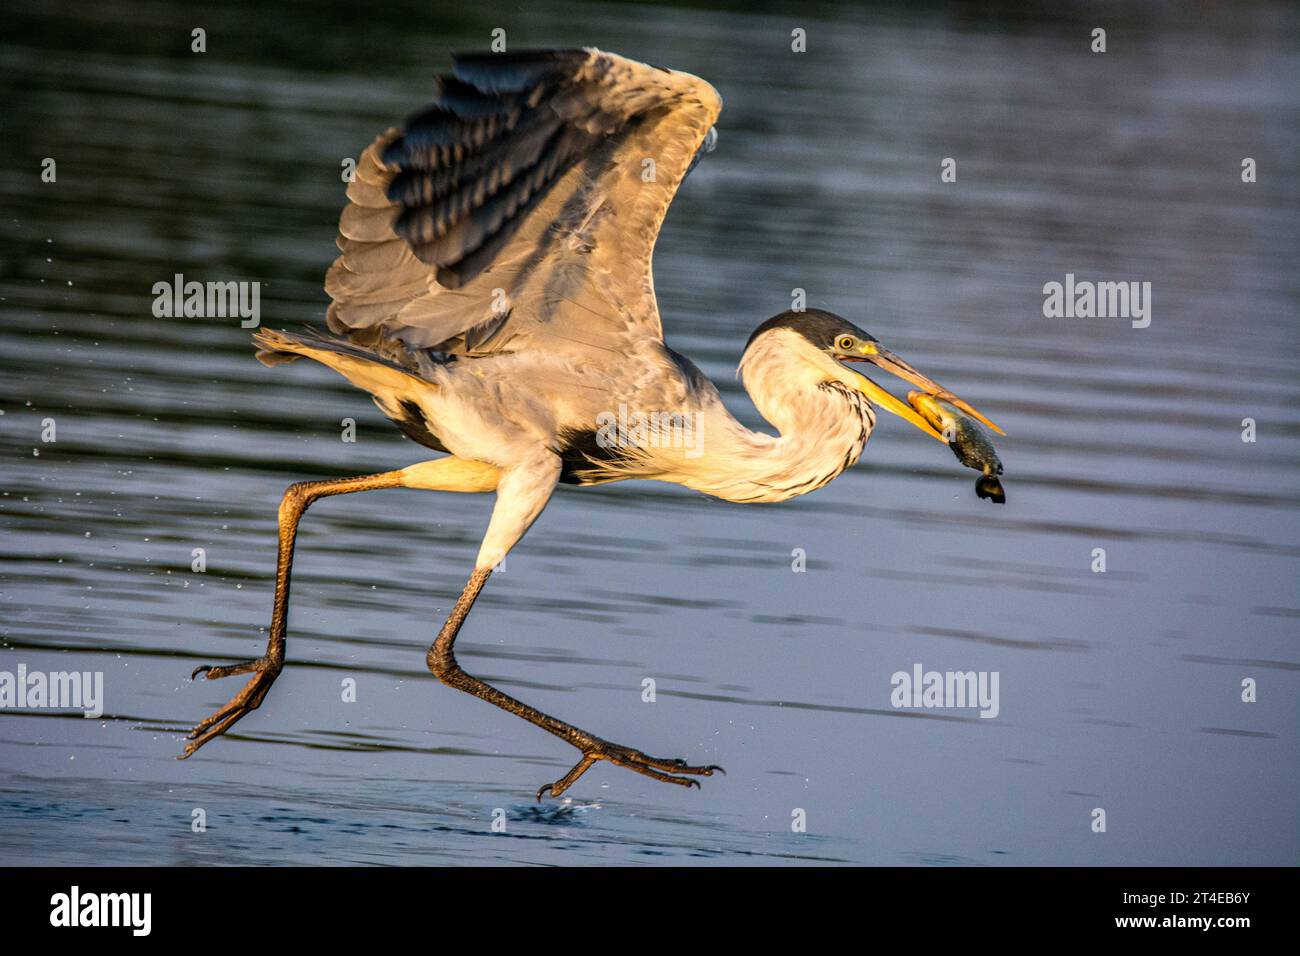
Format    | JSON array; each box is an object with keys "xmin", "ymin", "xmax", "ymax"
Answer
[
  {"xmin": 650, "ymin": 757, "xmax": 724, "ymax": 776},
  {"xmin": 608, "ymin": 748, "xmax": 721, "ymax": 777},
  {"xmin": 191, "ymin": 657, "xmax": 264, "ymax": 681},
  {"xmin": 535, "ymin": 742, "xmax": 723, "ymax": 798}
]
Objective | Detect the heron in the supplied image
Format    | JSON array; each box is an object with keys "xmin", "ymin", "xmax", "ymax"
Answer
[{"xmin": 180, "ymin": 48, "xmax": 1001, "ymax": 799}]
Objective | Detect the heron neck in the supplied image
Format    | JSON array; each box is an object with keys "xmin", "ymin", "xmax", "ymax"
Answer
[{"xmin": 674, "ymin": 336, "xmax": 874, "ymax": 503}]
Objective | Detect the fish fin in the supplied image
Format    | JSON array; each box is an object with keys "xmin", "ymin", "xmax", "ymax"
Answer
[{"xmin": 975, "ymin": 475, "xmax": 1006, "ymax": 504}]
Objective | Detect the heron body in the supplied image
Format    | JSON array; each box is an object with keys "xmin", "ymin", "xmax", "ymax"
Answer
[{"xmin": 183, "ymin": 48, "xmax": 1001, "ymax": 798}]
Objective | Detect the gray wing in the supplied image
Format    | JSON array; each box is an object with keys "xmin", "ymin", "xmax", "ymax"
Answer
[{"xmin": 325, "ymin": 48, "xmax": 722, "ymax": 359}]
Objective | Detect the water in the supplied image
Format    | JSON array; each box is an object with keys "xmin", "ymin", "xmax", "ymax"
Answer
[{"xmin": 1, "ymin": 0, "xmax": 1297, "ymax": 865}]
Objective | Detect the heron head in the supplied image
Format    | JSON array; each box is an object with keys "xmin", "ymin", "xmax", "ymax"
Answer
[{"xmin": 745, "ymin": 308, "xmax": 1001, "ymax": 441}]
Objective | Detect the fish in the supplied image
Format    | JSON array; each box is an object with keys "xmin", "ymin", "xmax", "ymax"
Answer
[{"xmin": 907, "ymin": 391, "xmax": 1006, "ymax": 503}]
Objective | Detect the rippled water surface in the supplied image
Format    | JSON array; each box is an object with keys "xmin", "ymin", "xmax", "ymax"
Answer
[{"xmin": 1, "ymin": 1, "xmax": 1297, "ymax": 865}]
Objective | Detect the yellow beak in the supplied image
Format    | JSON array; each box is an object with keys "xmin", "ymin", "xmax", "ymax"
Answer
[
  {"xmin": 840, "ymin": 340, "xmax": 1003, "ymax": 440},
  {"xmin": 851, "ymin": 372, "xmax": 948, "ymax": 442}
]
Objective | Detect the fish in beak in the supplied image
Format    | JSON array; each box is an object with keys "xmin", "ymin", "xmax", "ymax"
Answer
[
  {"xmin": 835, "ymin": 340, "xmax": 1003, "ymax": 441},
  {"xmin": 907, "ymin": 391, "xmax": 1007, "ymax": 503}
]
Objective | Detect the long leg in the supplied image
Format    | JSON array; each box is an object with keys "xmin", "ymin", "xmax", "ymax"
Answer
[
  {"xmin": 180, "ymin": 457, "xmax": 499, "ymax": 758},
  {"xmin": 425, "ymin": 458, "xmax": 722, "ymax": 799},
  {"xmin": 428, "ymin": 568, "xmax": 722, "ymax": 799}
]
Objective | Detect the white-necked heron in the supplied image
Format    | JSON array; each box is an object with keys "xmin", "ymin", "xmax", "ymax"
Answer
[{"xmin": 181, "ymin": 48, "xmax": 1001, "ymax": 799}]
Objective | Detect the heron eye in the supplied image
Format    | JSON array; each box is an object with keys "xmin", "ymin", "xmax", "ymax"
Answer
[{"xmin": 837, "ymin": 336, "xmax": 855, "ymax": 352}]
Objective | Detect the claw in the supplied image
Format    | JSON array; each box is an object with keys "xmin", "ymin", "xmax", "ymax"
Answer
[
  {"xmin": 535, "ymin": 744, "xmax": 721, "ymax": 799},
  {"xmin": 179, "ymin": 659, "xmax": 281, "ymax": 760}
]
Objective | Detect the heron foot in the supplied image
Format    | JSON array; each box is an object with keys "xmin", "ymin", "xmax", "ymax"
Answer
[
  {"xmin": 178, "ymin": 655, "xmax": 282, "ymax": 759},
  {"xmin": 536, "ymin": 741, "xmax": 723, "ymax": 800}
]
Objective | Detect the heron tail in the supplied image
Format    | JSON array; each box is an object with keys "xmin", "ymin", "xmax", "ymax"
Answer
[{"xmin": 252, "ymin": 328, "xmax": 436, "ymax": 398}]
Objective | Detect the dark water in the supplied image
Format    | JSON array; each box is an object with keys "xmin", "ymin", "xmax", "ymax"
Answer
[{"xmin": 1, "ymin": 1, "xmax": 1297, "ymax": 865}]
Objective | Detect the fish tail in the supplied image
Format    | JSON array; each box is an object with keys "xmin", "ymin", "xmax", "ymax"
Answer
[{"xmin": 975, "ymin": 475, "xmax": 1006, "ymax": 504}]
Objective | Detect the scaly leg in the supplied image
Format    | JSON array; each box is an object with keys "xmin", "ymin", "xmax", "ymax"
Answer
[
  {"xmin": 180, "ymin": 457, "xmax": 500, "ymax": 758},
  {"xmin": 427, "ymin": 567, "xmax": 723, "ymax": 799}
]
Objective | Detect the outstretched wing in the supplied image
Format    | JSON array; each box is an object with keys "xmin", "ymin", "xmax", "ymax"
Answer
[{"xmin": 325, "ymin": 48, "xmax": 721, "ymax": 359}]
